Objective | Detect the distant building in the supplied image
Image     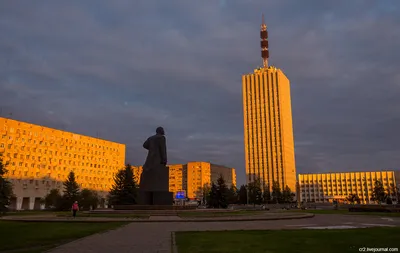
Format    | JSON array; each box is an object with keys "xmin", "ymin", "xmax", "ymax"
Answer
[
  {"xmin": 0, "ymin": 117, "xmax": 125, "ymax": 210},
  {"xmin": 133, "ymin": 161, "xmax": 236, "ymax": 200},
  {"xmin": 298, "ymin": 171, "xmax": 399, "ymax": 204},
  {"xmin": 242, "ymin": 16, "xmax": 296, "ymax": 192},
  {"xmin": 210, "ymin": 163, "xmax": 237, "ymax": 188}
]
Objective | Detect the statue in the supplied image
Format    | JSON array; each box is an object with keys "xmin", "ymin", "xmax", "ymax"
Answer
[{"xmin": 138, "ymin": 127, "xmax": 173, "ymax": 205}]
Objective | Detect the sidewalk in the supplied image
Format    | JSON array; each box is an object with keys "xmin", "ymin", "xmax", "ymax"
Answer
[{"xmin": 1, "ymin": 212, "xmax": 314, "ymax": 223}]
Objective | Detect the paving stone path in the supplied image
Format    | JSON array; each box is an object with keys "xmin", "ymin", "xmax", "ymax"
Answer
[
  {"xmin": 1, "ymin": 212, "xmax": 312, "ymax": 222},
  {"xmin": 47, "ymin": 214, "xmax": 400, "ymax": 253}
]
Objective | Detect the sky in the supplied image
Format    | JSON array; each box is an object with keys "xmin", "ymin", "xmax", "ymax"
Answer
[{"xmin": 1, "ymin": 0, "xmax": 400, "ymax": 186}]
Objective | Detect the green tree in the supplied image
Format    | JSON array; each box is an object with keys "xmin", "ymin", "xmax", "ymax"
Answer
[
  {"xmin": 207, "ymin": 182, "xmax": 218, "ymax": 208},
  {"xmin": 262, "ymin": 184, "xmax": 271, "ymax": 204},
  {"xmin": 43, "ymin": 188, "xmax": 62, "ymax": 209},
  {"xmin": 271, "ymin": 181, "xmax": 282, "ymax": 204},
  {"xmin": 282, "ymin": 186, "xmax": 294, "ymax": 203},
  {"xmin": 238, "ymin": 185, "xmax": 247, "ymax": 204},
  {"xmin": 201, "ymin": 184, "xmax": 211, "ymax": 206},
  {"xmin": 0, "ymin": 154, "xmax": 13, "ymax": 213},
  {"xmin": 371, "ymin": 180, "xmax": 387, "ymax": 204},
  {"xmin": 388, "ymin": 183, "xmax": 399, "ymax": 204},
  {"xmin": 227, "ymin": 185, "xmax": 238, "ymax": 204},
  {"xmin": 108, "ymin": 169, "xmax": 125, "ymax": 205},
  {"xmin": 79, "ymin": 189, "xmax": 100, "ymax": 210},
  {"xmin": 63, "ymin": 171, "xmax": 80, "ymax": 200},
  {"xmin": 248, "ymin": 179, "xmax": 262, "ymax": 206},
  {"xmin": 108, "ymin": 164, "xmax": 137, "ymax": 205},
  {"xmin": 62, "ymin": 171, "xmax": 80, "ymax": 210},
  {"xmin": 216, "ymin": 174, "xmax": 229, "ymax": 208},
  {"xmin": 346, "ymin": 193, "xmax": 360, "ymax": 204}
]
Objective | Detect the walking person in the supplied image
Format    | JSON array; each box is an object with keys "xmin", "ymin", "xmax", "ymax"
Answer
[{"xmin": 72, "ymin": 201, "xmax": 79, "ymax": 218}]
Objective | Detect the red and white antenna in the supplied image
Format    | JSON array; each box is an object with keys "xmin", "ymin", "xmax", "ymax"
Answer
[{"xmin": 260, "ymin": 14, "xmax": 269, "ymax": 68}]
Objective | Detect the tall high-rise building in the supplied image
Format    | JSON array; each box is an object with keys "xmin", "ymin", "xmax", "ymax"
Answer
[{"xmin": 242, "ymin": 15, "xmax": 296, "ymax": 192}]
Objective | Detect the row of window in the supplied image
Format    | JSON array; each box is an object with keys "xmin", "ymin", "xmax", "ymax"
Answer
[
  {"xmin": 4, "ymin": 151, "xmax": 118, "ymax": 163},
  {"xmin": 300, "ymin": 178, "xmax": 392, "ymax": 183},
  {"xmin": 1, "ymin": 134, "xmax": 121, "ymax": 152}
]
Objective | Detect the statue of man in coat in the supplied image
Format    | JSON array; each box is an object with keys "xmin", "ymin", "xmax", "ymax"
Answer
[{"xmin": 138, "ymin": 127, "xmax": 173, "ymax": 205}]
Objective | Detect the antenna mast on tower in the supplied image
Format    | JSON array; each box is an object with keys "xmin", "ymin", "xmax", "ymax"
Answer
[{"xmin": 260, "ymin": 14, "xmax": 269, "ymax": 68}]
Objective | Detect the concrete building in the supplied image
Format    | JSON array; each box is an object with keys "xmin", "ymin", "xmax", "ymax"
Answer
[
  {"xmin": 298, "ymin": 171, "xmax": 399, "ymax": 204},
  {"xmin": 0, "ymin": 117, "xmax": 125, "ymax": 210},
  {"xmin": 133, "ymin": 161, "xmax": 236, "ymax": 200},
  {"xmin": 242, "ymin": 17, "xmax": 296, "ymax": 192},
  {"xmin": 210, "ymin": 163, "xmax": 237, "ymax": 188},
  {"xmin": 184, "ymin": 162, "xmax": 211, "ymax": 200}
]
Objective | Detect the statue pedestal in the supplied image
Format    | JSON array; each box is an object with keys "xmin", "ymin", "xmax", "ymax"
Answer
[
  {"xmin": 138, "ymin": 165, "xmax": 173, "ymax": 205},
  {"xmin": 138, "ymin": 191, "xmax": 174, "ymax": 205}
]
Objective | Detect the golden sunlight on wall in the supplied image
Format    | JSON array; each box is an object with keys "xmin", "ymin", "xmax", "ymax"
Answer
[
  {"xmin": 298, "ymin": 171, "xmax": 397, "ymax": 204},
  {"xmin": 0, "ymin": 117, "xmax": 125, "ymax": 210},
  {"xmin": 242, "ymin": 66, "xmax": 296, "ymax": 192}
]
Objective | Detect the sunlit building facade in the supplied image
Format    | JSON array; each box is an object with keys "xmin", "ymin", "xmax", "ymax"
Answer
[
  {"xmin": 242, "ymin": 19, "xmax": 296, "ymax": 192},
  {"xmin": 298, "ymin": 171, "xmax": 398, "ymax": 204},
  {"xmin": 0, "ymin": 117, "xmax": 125, "ymax": 210}
]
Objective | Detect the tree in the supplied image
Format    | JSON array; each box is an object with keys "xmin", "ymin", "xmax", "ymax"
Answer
[
  {"xmin": 43, "ymin": 188, "xmax": 62, "ymax": 209},
  {"xmin": 79, "ymin": 189, "xmax": 100, "ymax": 210},
  {"xmin": 216, "ymin": 174, "xmax": 229, "ymax": 208},
  {"xmin": 388, "ymin": 183, "xmax": 399, "ymax": 204},
  {"xmin": 0, "ymin": 154, "xmax": 13, "ymax": 213},
  {"xmin": 108, "ymin": 164, "xmax": 138, "ymax": 205},
  {"xmin": 346, "ymin": 193, "xmax": 360, "ymax": 204},
  {"xmin": 238, "ymin": 185, "xmax": 247, "ymax": 205},
  {"xmin": 201, "ymin": 184, "xmax": 211, "ymax": 206},
  {"xmin": 62, "ymin": 171, "xmax": 81, "ymax": 210},
  {"xmin": 227, "ymin": 185, "xmax": 238, "ymax": 205},
  {"xmin": 271, "ymin": 181, "xmax": 282, "ymax": 204},
  {"xmin": 108, "ymin": 169, "xmax": 125, "ymax": 205},
  {"xmin": 282, "ymin": 186, "xmax": 294, "ymax": 204},
  {"xmin": 371, "ymin": 180, "xmax": 387, "ymax": 204},
  {"xmin": 262, "ymin": 184, "xmax": 271, "ymax": 204},
  {"xmin": 208, "ymin": 182, "xmax": 218, "ymax": 208},
  {"xmin": 248, "ymin": 179, "xmax": 262, "ymax": 206},
  {"xmin": 63, "ymin": 171, "xmax": 80, "ymax": 200}
]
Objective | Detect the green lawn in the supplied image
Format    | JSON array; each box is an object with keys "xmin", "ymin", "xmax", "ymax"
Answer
[
  {"xmin": 292, "ymin": 209, "xmax": 400, "ymax": 217},
  {"xmin": 175, "ymin": 227, "xmax": 400, "ymax": 253},
  {"xmin": 0, "ymin": 221, "xmax": 127, "ymax": 253},
  {"xmin": 178, "ymin": 210, "xmax": 265, "ymax": 218}
]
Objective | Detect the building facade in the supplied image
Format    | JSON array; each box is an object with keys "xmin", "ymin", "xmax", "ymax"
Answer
[
  {"xmin": 133, "ymin": 161, "xmax": 236, "ymax": 200},
  {"xmin": 210, "ymin": 163, "xmax": 237, "ymax": 188},
  {"xmin": 184, "ymin": 162, "xmax": 211, "ymax": 200},
  {"xmin": 0, "ymin": 117, "xmax": 125, "ymax": 210},
  {"xmin": 242, "ymin": 19, "xmax": 296, "ymax": 192},
  {"xmin": 298, "ymin": 171, "xmax": 398, "ymax": 204}
]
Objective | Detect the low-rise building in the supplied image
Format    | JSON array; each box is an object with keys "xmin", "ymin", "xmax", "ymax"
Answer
[{"xmin": 298, "ymin": 170, "xmax": 398, "ymax": 204}]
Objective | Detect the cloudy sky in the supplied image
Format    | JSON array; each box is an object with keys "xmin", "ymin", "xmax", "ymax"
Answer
[{"xmin": 1, "ymin": 0, "xmax": 399, "ymax": 185}]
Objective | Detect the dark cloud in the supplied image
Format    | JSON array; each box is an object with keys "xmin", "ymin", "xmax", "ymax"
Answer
[{"xmin": 1, "ymin": 0, "xmax": 400, "ymax": 185}]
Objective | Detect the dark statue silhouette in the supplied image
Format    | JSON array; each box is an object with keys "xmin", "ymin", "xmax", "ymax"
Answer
[{"xmin": 138, "ymin": 127, "xmax": 173, "ymax": 205}]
